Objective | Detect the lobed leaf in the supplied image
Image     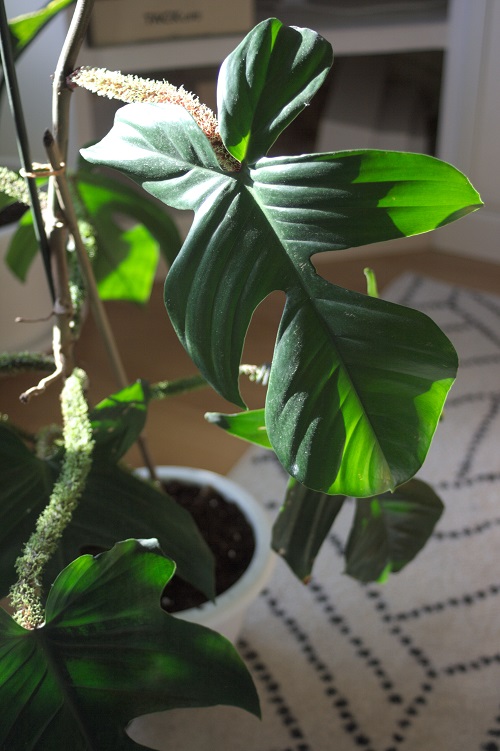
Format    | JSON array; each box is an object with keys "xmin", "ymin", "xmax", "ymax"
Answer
[
  {"xmin": 81, "ymin": 21, "xmax": 482, "ymax": 498},
  {"xmin": 0, "ymin": 396, "xmax": 215, "ymax": 601},
  {"xmin": 0, "ymin": 539, "xmax": 259, "ymax": 751}
]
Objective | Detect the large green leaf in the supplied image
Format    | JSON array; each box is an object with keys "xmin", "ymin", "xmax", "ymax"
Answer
[
  {"xmin": 272, "ymin": 478, "xmax": 345, "ymax": 582},
  {"xmin": 218, "ymin": 17, "xmax": 333, "ymax": 164},
  {"xmin": 0, "ymin": 424, "xmax": 215, "ymax": 601},
  {"xmin": 0, "ymin": 539, "xmax": 259, "ymax": 751},
  {"xmin": 74, "ymin": 171, "xmax": 182, "ymax": 303},
  {"xmin": 81, "ymin": 23, "xmax": 481, "ymax": 498},
  {"xmin": 344, "ymin": 479, "xmax": 444, "ymax": 582}
]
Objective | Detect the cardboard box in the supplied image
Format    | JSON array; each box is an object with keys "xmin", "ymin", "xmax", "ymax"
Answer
[{"xmin": 88, "ymin": 0, "xmax": 254, "ymax": 47}]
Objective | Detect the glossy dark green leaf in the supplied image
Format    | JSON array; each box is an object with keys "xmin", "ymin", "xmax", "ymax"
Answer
[
  {"xmin": 75, "ymin": 171, "xmax": 182, "ymax": 303},
  {"xmin": 205, "ymin": 408, "xmax": 272, "ymax": 449},
  {"xmin": 0, "ymin": 425, "xmax": 215, "ymax": 601},
  {"xmin": 0, "ymin": 423, "xmax": 54, "ymax": 594},
  {"xmin": 0, "ymin": 539, "xmax": 259, "ymax": 751},
  {"xmin": 344, "ymin": 478, "xmax": 444, "ymax": 583},
  {"xmin": 90, "ymin": 380, "xmax": 150, "ymax": 461},
  {"xmin": 272, "ymin": 478, "xmax": 345, "ymax": 582},
  {"xmin": 217, "ymin": 17, "xmax": 333, "ymax": 164},
  {"xmin": 81, "ymin": 24, "xmax": 481, "ymax": 498}
]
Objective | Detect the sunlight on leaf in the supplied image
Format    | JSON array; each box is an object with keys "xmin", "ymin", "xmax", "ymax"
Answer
[{"xmin": 0, "ymin": 540, "xmax": 259, "ymax": 751}]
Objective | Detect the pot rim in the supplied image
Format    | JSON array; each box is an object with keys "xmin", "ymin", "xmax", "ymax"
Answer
[{"xmin": 134, "ymin": 465, "xmax": 275, "ymax": 630}]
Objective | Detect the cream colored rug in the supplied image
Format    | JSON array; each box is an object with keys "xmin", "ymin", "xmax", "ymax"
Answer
[{"xmin": 135, "ymin": 274, "xmax": 500, "ymax": 751}]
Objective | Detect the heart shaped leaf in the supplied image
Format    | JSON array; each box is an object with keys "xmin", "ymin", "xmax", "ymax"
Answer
[
  {"xmin": 81, "ymin": 21, "xmax": 481, "ymax": 498},
  {"xmin": 0, "ymin": 539, "xmax": 259, "ymax": 751},
  {"xmin": 344, "ymin": 479, "xmax": 444, "ymax": 582}
]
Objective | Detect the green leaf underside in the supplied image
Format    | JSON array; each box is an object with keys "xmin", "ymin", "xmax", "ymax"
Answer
[
  {"xmin": 205, "ymin": 408, "xmax": 272, "ymax": 449},
  {"xmin": 81, "ymin": 22, "xmax": 480, "ymax": 497},
  {"xmin": 0, "ymin": 416, "xmax": 215, "ymax": 602},
  {"xmin": 272, "ymin": 478, "xmax": 345, "ymax": 581},
  {"xmin": 0, "ymin": 540, "xmax": 259, "ymax": 751},
  {"xmin": 344, "ymin": 478, "xmax": 444, "ymax": 582}
]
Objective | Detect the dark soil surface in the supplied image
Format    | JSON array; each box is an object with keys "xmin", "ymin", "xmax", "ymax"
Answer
[{"xmin": 160, "ymin": 479, "xmax": 255, "ymax": 613}]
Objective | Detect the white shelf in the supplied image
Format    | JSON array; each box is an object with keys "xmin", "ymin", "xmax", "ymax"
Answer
[
  {"xmin": 78, "ymin": 33, "xmax": 247, "ymax": 73},
  {"xmin": 77, "ymin": 2, "xmax": 449, "ymax": 74},
  {"xmin": 258, "ymin": 2, "xmax": 449, "ymax": 55}
]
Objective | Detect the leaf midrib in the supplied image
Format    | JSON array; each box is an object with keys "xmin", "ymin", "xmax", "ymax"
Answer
[{"xmin": 246, "ymin": 170, "xmax": 394, "ymax": 487}]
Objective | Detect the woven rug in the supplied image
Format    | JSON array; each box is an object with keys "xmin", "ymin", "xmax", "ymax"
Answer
[{"xmin": 134, "ymin": 274, "xmax": 500, "ymax": 751}]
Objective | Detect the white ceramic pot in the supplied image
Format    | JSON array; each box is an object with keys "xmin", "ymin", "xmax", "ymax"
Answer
[{"xmin": 134, "ymin": 465, "xmax": 275, "ymax": 643}]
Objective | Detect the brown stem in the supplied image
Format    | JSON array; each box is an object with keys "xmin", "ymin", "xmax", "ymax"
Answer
[{"xmin": 44, "ymin": 131, "xmax": 158, "ymax": 481}]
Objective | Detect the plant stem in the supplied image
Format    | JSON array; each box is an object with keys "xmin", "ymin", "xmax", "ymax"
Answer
[
  {"xmin": 52, "ymin": 0, "xmax": 95, "ymax": 163},
  {"xmin": 10, "ymin": 368, "xmax": 94, "ymax": 630},
  {"xmin": 44, "ymin": 131, "xmax": 158, "ymax": 480},
  {"xmin": 150, "ymin": 375, "xmax": 209, "ymax": 401},
  {"xmin": 0, "ymin": 0, "xmax": 55, "ymax": 301}
]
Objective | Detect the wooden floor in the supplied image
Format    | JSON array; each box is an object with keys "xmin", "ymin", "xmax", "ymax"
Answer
[{"xmin": 2, "ymin": 248, "xmax": 500, "ymax": 475}]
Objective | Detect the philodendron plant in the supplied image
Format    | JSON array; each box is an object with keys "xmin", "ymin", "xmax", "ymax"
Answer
[{"xmin": 0, "ymin": 4, "xmax": 482, "ymax": 750}]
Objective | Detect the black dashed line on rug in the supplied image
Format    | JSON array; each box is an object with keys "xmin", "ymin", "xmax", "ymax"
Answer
[
  {"xmin": 238, "ymin": 637, "xmax": 312, "ymax": 751},
  {"xmin": 470, "ymin": 290, "xmax": 500, "ymax": 316},
  {"xmin": 452, "ymin": 293, "xmax": 500, "ymax": 349},
  {"xmin": 363, "ymin": 590, "xmax": 437, "ymax": 676},
  {"xmin": 250, "ymin": 451, "xmax": 290, "ymax": 480},
  {"xmin": 391, "ymin": 275, "xmax": 426, "ymax": 306},
  {"xmin": 480, "ymin": 703, "xmax": 500, "ymax": 751},
  {"xmin": 435, "ymin": 472, "xmax": 500, "ymax": 492},
  {"xmin": 445, "ymin": 391, "xmax": 500, "ymax": 409},
  {"xmin": 381, "ymin": 584, "xmax": 500, "ymax": 623},
  {"xmin": 328, "ymin": 531, "xmax": 346, "ymax": 559},
  {"xmin": 460, "ymin": 353, "xmax": 500, "ymax": 368},
  {"xmin": 302, "ymin": 579, "xmax": 405, "ymax": 704},
  {"xmin": 456, "ymin": 394, "xmax": 500, "ymax": 481},
  {"xmin": 443, "ymin": 652, "xmax": 500, "ymax": 677},
  {"xmin": 432, "ymin": 516, "xmax": 500, "ymax": 540},
  {"xmin": 261, "ymin": 591, "xmax": 377, "ymax": 751}
]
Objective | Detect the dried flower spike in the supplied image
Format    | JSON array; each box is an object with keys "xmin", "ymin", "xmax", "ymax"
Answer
[{"xmin": 69, "ymin": 67, "xmax": 239, "ymax": 171}]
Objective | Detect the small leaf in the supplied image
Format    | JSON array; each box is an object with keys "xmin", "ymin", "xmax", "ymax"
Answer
[
  {"xmin": 205, "ymin": 408, "xmax": 272, "ymax": 449},
  {"xmin": 218, "ymin": 18, "xmax": 333, "ymax": 163},
  {"xmin": 7, "ymin": 0, "xmax": 75, "ymax": 56},
  {"xmin": 344, "ymin": 478, "xmax": 444, "ymax": 583},
  {"xmin": 272, "ymin": 478, "xmax": 345, "ymax": 581},
  {"xmin": 0, "ymin": 539, "xmax": 259, "ymax": 751},
  {"xmin": 5, "ymin": 211, "xmax": 38, "ymax": 281},
  {"xmin": 90, "ymin": 380, "xmax": 151, "ymax": 461}
]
